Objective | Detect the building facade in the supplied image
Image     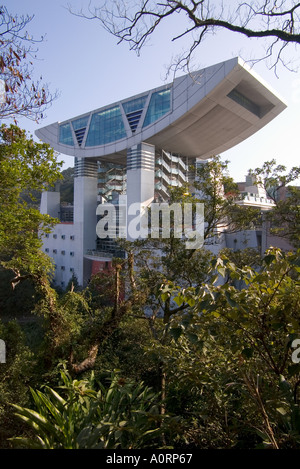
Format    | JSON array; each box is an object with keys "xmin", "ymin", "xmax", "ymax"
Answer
[{"xmin": 36, "ymin": 57, "xmax": 287, "ymax": 286}]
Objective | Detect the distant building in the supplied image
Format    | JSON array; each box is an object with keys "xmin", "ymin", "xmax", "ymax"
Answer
[
  {"xmin": 36, "ymin": 57, "xmax": 287, "ymax": 286},
  {"xmin": 224, "ymin": 175, "xmax": 276, "ymax": 254}
]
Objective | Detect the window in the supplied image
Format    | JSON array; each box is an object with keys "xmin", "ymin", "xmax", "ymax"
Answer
[
  {"xmin": 70, "ymin": 235, "xmax": 75, "ymax": 240},
  {"xmin": 123, "ymin": 96, "xmax": 147, "ymax": 114},
  {"xmin": 85, "ymin": 105, "xmax": 126, "ymax": 147},
  {"xmin": 70, "ymin": 252, "xmax": 75, "ymax": 256},
  {"xmin": 123, "ymin": 96, "xmax": 148, "ymax": 132},
  {"xmin": 61, "ymin": 266, "xmax": 65, "ymax": 271},
  {"xmin": 61, "ymin": 235, "xmax": 65, "ymax": 240},
  {"xmin": 143, "ymin": 88, "xmax": 171, "ymax": 128},
  {"xmin": 70, "ymin": 267, "xmax": 74, "ymax": 272},
  {"xmin": 53, "ymin": 234, "xmax": 57, "ymax": 239},
  {"xmin": 53, "ymin": 249, "xmax": 57, "ymax": 254},
  {"xmin": 59, "ymin": 123, "xmax": 74, "ymax": 146},
  {"xmin": 72, "ymin": 116, "xmax": 89, "ymax": 146},
  {"xmin": 45, "ymin": 248, "xmax": 49, "ymax": 253},
  {"xmin": 61, "ymin": 250, "xmax": 65, "ymax": 255},
  {"xmin": 227, "ymin": 89, "xmax": 261, "ymax": 118}
]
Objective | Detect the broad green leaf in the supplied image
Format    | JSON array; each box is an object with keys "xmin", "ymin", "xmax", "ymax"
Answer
[{"xmin": 169, "ymin": 327, "xmax": 183, "ymax": 341}]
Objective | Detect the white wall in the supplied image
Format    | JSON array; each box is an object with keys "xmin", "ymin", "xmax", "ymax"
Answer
[{"xmin": 40, "ymin": 223, "xmax": 81, "ymax": 288}]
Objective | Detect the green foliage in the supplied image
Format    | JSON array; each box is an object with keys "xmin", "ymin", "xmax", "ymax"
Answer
[
  {"xmin": 59, "ymin": 167, "xmax": 74, "ymax": 204},
  {"xmin": 0, "ymin": 136, "xmax": 298, "ymax": 450},
  {"xmin": 2, "ymin": 243, "xmax": 300, "ymax": 449},
  {"xmin": 0, "ymin": 125, "xmax": 62, "ymax": 285},
  {"xmin": 93, "ymin": 315, "xmax": 161, "ymax": 388},
  {"xmin": 11, "ymin": 368, "xmax": 169, "ymax": 449},
  {"xmin": 88, "ymin": 269, "xmax": 118, "ymax": 307},
  {"xmin": 172, "ymin": 248, "xmax": 300, "ymax": 372},
  {"xmin": 249, "ymin": 159, "xmax": 300, "ymax": 202},
  {"xmin": 0, "ymin": 320, "xmax": 36, "ymax": 447},
  {"xmin": 274, "ymin": 376, "xmax": 300, "ymax": 447},
  {"xmin": 267, "ymin": 186, "xmax": 300, "ymax": 246},
  {"xmin": 65, "ymin": 273, "xmax": 80, "ymax": 292},
  {"xmin": 0, "ymin": 267, "xmax": 37, "ymax": 318},
  {"xmin": 161, "ymin": 247, "xmax": 300, "ymax": 448},
  {"xmin": 249, "ymin": 159, "xmax": 300, "ymax": 246},
  {"xmin": 193, "ymin": 156, "xmax": 261, "ymax": 241}
]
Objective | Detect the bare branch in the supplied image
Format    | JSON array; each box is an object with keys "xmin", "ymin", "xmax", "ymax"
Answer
[
  {"xmin": 70, "ymin": 0, "xmax": 300, "ymax": 75},
  {"xmin": 0, "ymin": 6, "xmax": 58, "ymax": 122}
]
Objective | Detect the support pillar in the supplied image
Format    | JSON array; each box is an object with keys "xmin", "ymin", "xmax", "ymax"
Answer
[
  {"xmin": 126, "ymin": 143, "xmax": 155, "ymax": 240},
  {"xmin": 74, "ymin": 158, "xmax": 98, "ymax": 285}
]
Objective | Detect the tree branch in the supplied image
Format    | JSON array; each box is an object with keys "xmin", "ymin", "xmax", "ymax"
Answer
[{"xmin": 73, "ymin": 0, "xmax": 300, "ymax": 75}]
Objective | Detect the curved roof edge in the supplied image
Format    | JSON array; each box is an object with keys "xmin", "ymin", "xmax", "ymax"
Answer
[{"xmin": 35, "ymin": 57, "xmax": 287, "ymax": 162}]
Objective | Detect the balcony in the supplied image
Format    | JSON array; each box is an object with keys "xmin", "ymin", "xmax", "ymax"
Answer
[{"xmin": 85, "ymin": 249, "xmax": 114, "ymax": 259}]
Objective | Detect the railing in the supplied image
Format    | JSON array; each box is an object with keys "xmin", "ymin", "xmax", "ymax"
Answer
[
  {"xmin": 86, "ymin": 250, "xmax": 114, "ymax": 258},
  {"xmin": 171, "ymin": 167, "xmax": 186, "ymax": 181},
  {"xmin": 240, "ymin": 193, "xmax": 275, "ymax": 205},
  {"xmin": 156, "ymin": 170, "xmax": 171, "ymax": 185}
]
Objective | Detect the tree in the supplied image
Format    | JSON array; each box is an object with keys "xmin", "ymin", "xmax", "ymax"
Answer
[
  {"xmin": 60, "ymin": 167, "xmax": 74, "ymax": 204},
  {"xmin": 248, "ymin": 159, "xmax": 300, "ymax": 247},
  {"xmin": 0, "ymin": 320, "xmax": 35, "ymax": 448},
  {"xmin": 72, "ymin": 0, "xmax": 300, "ymax": 75},
  {"xmin": 0, "ymin": 6, "xmax": 57, "ymax": 122},
  {"xmin": 192, "ymin": 156, "xmax": 260, "ymax": 244},
  {"xmin": 268, "ymin": 185, "xmax": 300, "ymax": 246},
  {"xmin": 6, "ymin": 248, "xmax": 300, "ymax": 449},
  {"xmin": 0, "ymin": 124, "xmax": 62, "ymax": 292},
  {"xmin": 248, "ymin": 159, "xmax": 300, "ymax": 203},
  {"xmin": 68, "ymin": 254, "xmax": 140, "ymax": 375},
  {"xmin": 66, "ymin": 156, "xmax": 260, "ymax": 377},
  {"xmin": 162, "ymin": 247, "xmax": 300, "ymax": 448},
  {"xmin": 91, "ymin": 156, "xmax": 260, "ymax": 420}
]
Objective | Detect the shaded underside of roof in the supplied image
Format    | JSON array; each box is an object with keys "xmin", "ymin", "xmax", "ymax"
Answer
[{"xmin": 35, "ymin": 57, "xmax": 287, "ymax": 164}]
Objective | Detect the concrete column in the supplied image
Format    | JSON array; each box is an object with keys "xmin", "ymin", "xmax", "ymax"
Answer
[
  {"xmin": 40, "ymin": 191, "xmax": 60, "ymax": 218},
  {"xmin": 126, "ymin": 143, "xmax": 155, "ymax": 240},
  {"xmin": 74, "ymin": 158, "xmax": 98, "ymax": 285}
]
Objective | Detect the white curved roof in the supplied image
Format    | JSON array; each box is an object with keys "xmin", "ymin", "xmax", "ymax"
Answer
[{"xmin": 35, "ymin": 57, "xmax": 287, "ymax": 163}]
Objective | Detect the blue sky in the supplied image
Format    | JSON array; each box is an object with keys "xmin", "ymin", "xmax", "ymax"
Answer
[{"xmin": 6, "ymin": 0, "xmax": 300, "ymax": 183}]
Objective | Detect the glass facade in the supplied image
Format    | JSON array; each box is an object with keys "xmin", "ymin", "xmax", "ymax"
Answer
[
  {"xmin": 143, "ymin": 88, "xmax": 171, "ymax": 128},
  {"xmin": 58, "ymin": 87, "xmax": 172, "ymax": 147},
  {"xmin": 122, "ymin": 95, "xmax": 147, "ymax": 114},
  {"xmin": 85, "ymin": 105, "xmax": 126, "ymax": 147},
  {"xmin": 123, "ymin": 96, "xmax": 148, "ymax": 132},
  {"xmin": 72, "ymin": 116, "xmax": 89, "ymax": 146},
  {"xmin": 72, "ymin": 116, "xmax": 89, "ymax": 131},
  {"xmin": 59, "ymin": 123, "xmax": 74, "ymax": 146}
]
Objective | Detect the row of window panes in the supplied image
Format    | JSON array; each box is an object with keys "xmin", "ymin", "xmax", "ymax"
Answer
[
  {"xmin": 59, "ymin": 89, "xmax": 171, "ymax": 146},
  {"xmin": 59, "ymin": 123, "xmax": 74, "ymax": 145},
  {"xmin": 85, "ymin": 106, "xmax": 126, "ymax": 147},
  {"xmin": 143, "ymin": 89, "xmax": 171, "ymax": 128},
  {"xmin": 46, "ymin": 249, "xmax": 75, "ymax": 256},
  {"xmin": 72, "ymin": 116, "xmax": 89, "ymax": 131},
  {"xmin": 45, "ymin": 234, "xmax": 75, "ymax": 240},
  {"xmin": 54, "ymin": 266, "xmax": 74, "ymax": 272},
  {"xmin": 122, "ymin": 95, "xmax": 148, "ymax": 114},
  {"xmin": 227, "ymin": 89, "xmax": 261, "ymax": 117}
]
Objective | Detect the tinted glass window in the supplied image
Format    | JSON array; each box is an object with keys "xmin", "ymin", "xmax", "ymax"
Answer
[
  {"xmin": 143, "ymin": 89, "xmax": 171, "ymax": 127},
  {"xmin": 59, "ymin": 123, "xmax": 74, "ymax": 145},
  {"xmin": 85, "ymin": 106, "xmax": 126, "ymax": 146}
]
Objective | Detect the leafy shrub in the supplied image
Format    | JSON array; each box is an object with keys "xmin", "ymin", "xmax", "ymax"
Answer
[{"xmin": 11, "ymin": 367, "xmax": 172, "ymax": 449}]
